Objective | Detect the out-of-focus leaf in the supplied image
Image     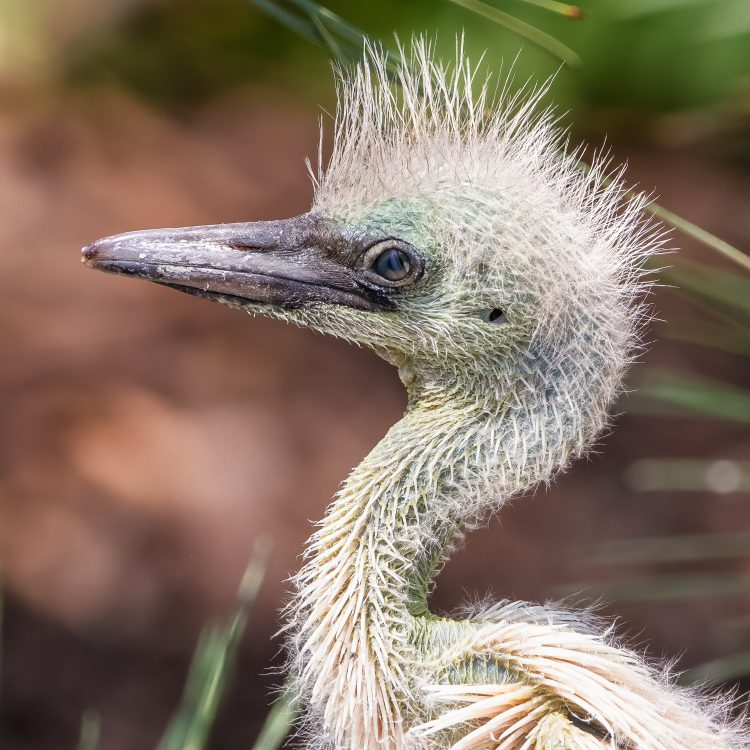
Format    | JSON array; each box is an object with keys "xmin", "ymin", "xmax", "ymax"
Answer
[
  {"xmin": 248, "ymin": 0, "xmax": 401, "ymax": 75},
  {"xmin": 578, "ymin": 161, "xmax": 750, "ymax": 277},
  {"xmin": 631, "ymin": 370, "xmax": 750, "ymax": 423},
  {"xmin": 661, "ymin": 324, "xmax": 750, "ymax": 358},
  {"xmin": 514, "ymin": 0, "xmax": 585, "ymax": 18},
  {"xmin": 619, "ymin": 0, "xmax": 750, "ymax": 43},
  {"xmin": 251, "ymin": 695, "xmax": 298, "ymax": 750},
  {"xmin": 77, "ymin": 710, "xmax": 101, "ymax": 750},
  {"xmin": 254, "ymin": 0, "xmax": 581, "ymax": 68},
  {"xmin": 659, "ymin": 259, "xmax": 750, "ymax": 327},
  {"xmin": 555, "ymin": 573, "xmax": 749, "ymax": 602},
  {"xmin": 445, "ymin": 0, "xmax": 581, "ymax": 66},
  {"xmin": 681, "ymin": 650, "xmax": 750, "ymax": 685},
  {"xmin": 586, "ymin": 531, "xmax": 750, "ymax": 565},
  {"xmin": 0, "ymin": 578, "xmax": 3, "ymax": 708},
  {"xmin": 249, "ymin": 0, "xmax": 347, "ymax": 59},
  {"xmin": 293, "ymin": 0, "xmax": 374, "ymax": 47},
  {"xmin": 614, "ymin": 0, "xmax": 721, "ymax": 20},
  {"xmin": 701, "ymin": 0, "xmax": 750, "ymax": 41},
  {"xmin": 624, "ymin": 458, "xmax": 750, "ymax": 493},
  {"xmin": 157, "ymin": 544, "xmax": 269, "ymax": 750},
  {"xmin": 249, "ymin": 0, "xmax": 319, "ymax": 43},
  {"xmin": 286, "ymin": 0, "xmax": 361, "ymax": 62}
]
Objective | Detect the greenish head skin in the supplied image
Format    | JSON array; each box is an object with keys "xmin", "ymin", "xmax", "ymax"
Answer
[
  {"xmin": 83, "ymin": 39, "xmax": 746, "ymax": 750},
  {"xmin": 293, "ymin": 196, "xmax": 534, "ymax": 378}
]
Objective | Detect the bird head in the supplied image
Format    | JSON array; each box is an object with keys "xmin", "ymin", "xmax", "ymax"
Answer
[{"xmin": 83, "ymin": 40, "xmax": 659, "ymax": 462}]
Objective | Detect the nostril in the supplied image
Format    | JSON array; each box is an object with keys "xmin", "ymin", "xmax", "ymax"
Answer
[{"xmin": 81, "ymin": 242, "xmax": 100, "ymax": 263}]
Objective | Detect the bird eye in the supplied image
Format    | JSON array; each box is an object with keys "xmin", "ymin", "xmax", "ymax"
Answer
[
  {"xmin": 481, "ymin": 308, "xmax": 507, "ymax": 324},
  {"xmin": 361, "ymin": 240, "xmax": 423, "ymax": 288},
  {"xmin": 373, "ymin": 247, "xmax": 410, "ymax": 281}
]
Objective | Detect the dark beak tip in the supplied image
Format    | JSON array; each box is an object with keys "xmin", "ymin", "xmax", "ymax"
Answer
[{"xmin": 81, "ymin": 241, "xmax": 100, "ymax": 264}]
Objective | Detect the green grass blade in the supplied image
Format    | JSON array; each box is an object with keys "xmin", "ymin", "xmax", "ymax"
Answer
[
  {"xmin": 312, "ymin": 5, "xmax": 379, "ymax": 45},
  {"xmin": 305, "ymin": 2, "xmax": 403, "ymax": 76},
  {"xmin": 76, "ymin": 710, "xmax": 101, "ymax": 750},
  {"xmin": 660, "ymin": 259, "xmax": 750, "ymax": 326},
  {"xmin": 255, "ymin": 0, "xmax": 582, "ymax": 68},
  {"xmin": 681, "ymin": 650, "xmax": 750, "ymax": 685},
  {"xmin": 0, "ymin": 575, "xmax": 3, "ymax": 709},
  {"xmin": 157, "ymin": 543, "xmax": 269, "ymax": 750},
  {"xmin": 554, "ymin": 572, "xmax": 749, "ymax": 602},
  {"xmin": 306, "ymin": 8, "xmax": 348, "ymax": 62},
  {"xmin": 248, "ymin": 0, "xmax": 322, "ymax": 45},
  {"xmin": 514, "ymin": 0, "xmax": 585, "ymax": 17},
  {"xmin": 586, "ymin": 531, "xmax": 750, "ymax": 566},
  {"xmin": 251, "ymin": 695, "xmax": 298, "ymax": 750},
  {"xmin": 631, "ymin": 369, "xmax": 750, "ymax": 423},
  {"xmin": 579, "ymin": 159, "xmax": 750, "ymax": 275},
  {"xmin": 646, "ymin": 201, "xmax": 750, "ymax": 274},
  {"xmin": 254, "ymin": 0, "xmax": 400, "ymax": 75},
  {"xmin": 661, "ymin": 324, "xmax": 750, "ymax": 357},
  {"xmin": 623, "ymin": 458, "xmax": 750, "ymax": 493},
  {"xmin": 445, "ymin": 0, "xmax": 581, "ymax": 67}
]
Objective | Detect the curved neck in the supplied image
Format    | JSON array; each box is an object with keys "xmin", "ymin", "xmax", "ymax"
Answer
[
  {"xmin": 297, "ymin": 375, "xmax": 490, "ymax": 616},
  {"xmin": 289, "ymin": 352, "xmax": 610, "ymax": 748},
  {"xmin": 289, "ymin": 372, "xmax": 515, "ymax": 748}
]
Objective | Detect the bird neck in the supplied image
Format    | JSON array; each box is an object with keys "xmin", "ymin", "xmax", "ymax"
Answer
[
  {"xmin": 289, "ymin": 370, "xmax": 490, "ymax": 747},
  {"xmin": 392, "ymin": 366, "xmax": 498, "ymax": 610},
  {"xmin": 291, "ymin": 356, "xmax": 570, "ymax": 728},
  {"xmin": 294, "ymin": 370, "xmax": 490, "ymax": 632}
]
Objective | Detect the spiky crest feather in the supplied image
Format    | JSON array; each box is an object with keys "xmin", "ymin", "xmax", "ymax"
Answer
[{"xmin": 277, "ymin": 38, "xmax": 748, "ymax": 750}]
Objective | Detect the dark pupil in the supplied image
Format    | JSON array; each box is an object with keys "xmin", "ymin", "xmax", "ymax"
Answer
[{"xmin": 373, "ymin": 247, "xmax": 410, "ymax": 281}]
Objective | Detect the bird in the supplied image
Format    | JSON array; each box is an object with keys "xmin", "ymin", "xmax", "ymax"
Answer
[{"xmin": 82, "ymin": 38, "xmax": 748, "ymax": 750}]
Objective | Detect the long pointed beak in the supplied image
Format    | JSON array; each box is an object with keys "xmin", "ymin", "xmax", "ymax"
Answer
[{"xmin": 81, "ymin": 214, "xmax": 394, "ymax": 312}]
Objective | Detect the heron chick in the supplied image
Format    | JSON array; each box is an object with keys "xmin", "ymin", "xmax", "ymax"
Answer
[{"xmin": 83, "ymin": 39, "xmax": 748, "ymax": 750}]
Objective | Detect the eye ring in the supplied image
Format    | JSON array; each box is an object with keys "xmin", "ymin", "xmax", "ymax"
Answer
[{"xmin": 361, "ymin": 240, "xmax": 424, "ymax": 288}]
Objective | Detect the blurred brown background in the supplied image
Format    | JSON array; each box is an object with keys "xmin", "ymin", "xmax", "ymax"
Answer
[{"xmin": 1, "ymin": 1, "xmax": 749, "ymax": 749}]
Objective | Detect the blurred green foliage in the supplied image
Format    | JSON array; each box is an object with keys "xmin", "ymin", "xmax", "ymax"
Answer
[
  {"xmin": 76, "ymin": 710, "xmax": 101, "ymax": 750},
  {"xmin": 53, "ymin": 0, "xmax": 750, "ymax": 148},
  {"xmin": 157, "ymin": 546, "xmax": 268, "ymax": 750},
  {"xmin": 250, "ymin": 695, "xmax": 297, "ymax": 750},
  {"xmin": 65, "ymin": 0, "xmax": 327, "ymax": 108}
]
